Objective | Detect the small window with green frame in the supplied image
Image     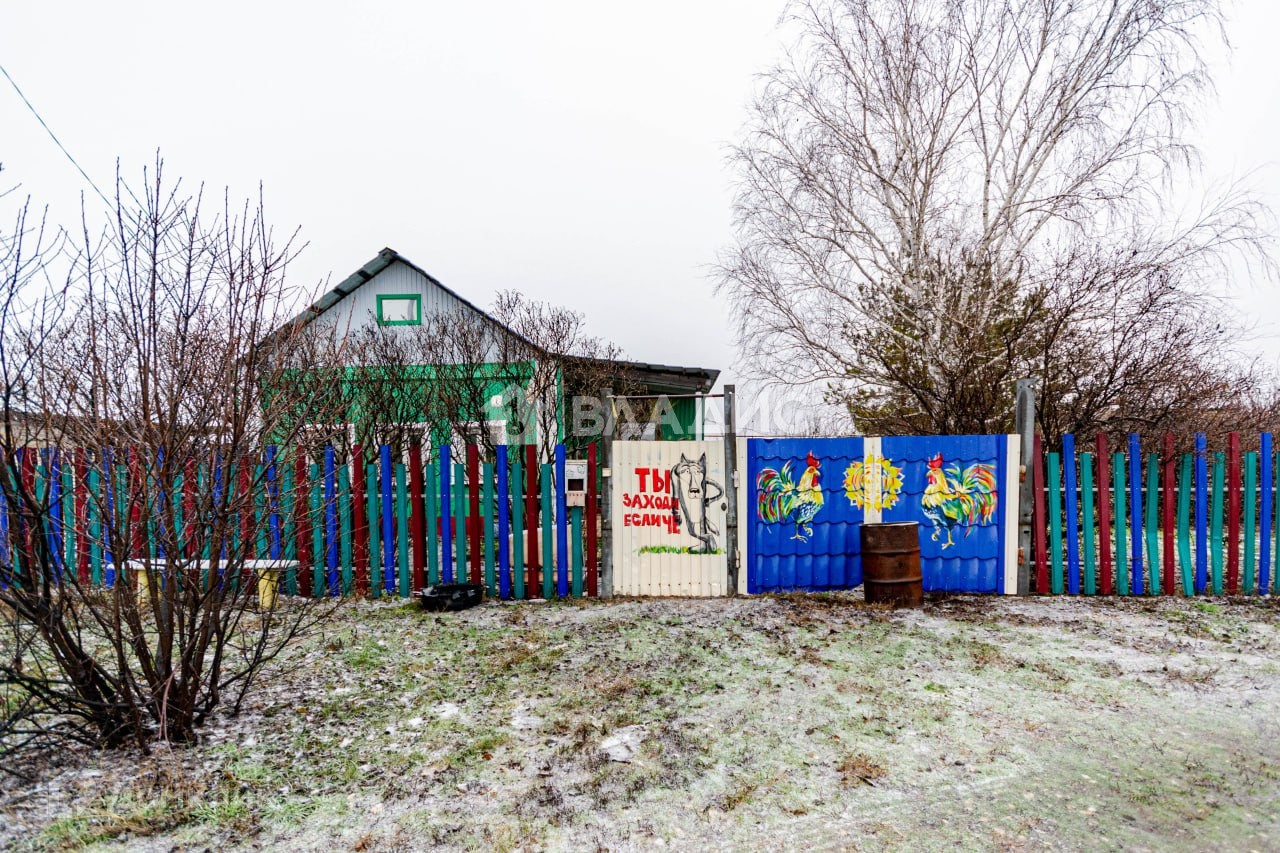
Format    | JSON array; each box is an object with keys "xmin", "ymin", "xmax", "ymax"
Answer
[{"xmin": 376, "ymin": 293, "xmax": 423, "ymax": 326}]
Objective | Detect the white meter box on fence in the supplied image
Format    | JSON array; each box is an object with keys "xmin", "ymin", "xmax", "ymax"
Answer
[{"xmin": 611, "ymin": 440, "xmax": 728, "ymax": 596}]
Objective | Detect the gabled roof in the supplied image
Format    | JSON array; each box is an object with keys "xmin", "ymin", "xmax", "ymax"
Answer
[
  {"xmin": 263, "ymin": 247, "xmax": 538, "ymax": 351},
  {"xmin": 265, "ymin": 249, "xmax": 720, "ymax": 393}
]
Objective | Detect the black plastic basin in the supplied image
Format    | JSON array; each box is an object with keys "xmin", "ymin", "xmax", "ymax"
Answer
[{"xmin": 418, "ymin": 583, "xmax": 485, "ymax": 612}]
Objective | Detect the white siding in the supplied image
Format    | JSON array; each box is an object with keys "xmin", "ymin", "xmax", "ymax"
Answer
[{"xmin": 309, "ymin": 260, "xmax": 508, "ymax": 362}]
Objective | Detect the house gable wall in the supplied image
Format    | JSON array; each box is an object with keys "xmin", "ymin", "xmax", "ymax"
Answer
[{"xmin": 308, "ymin": 259, "xmax": 513, "ymax": 362}]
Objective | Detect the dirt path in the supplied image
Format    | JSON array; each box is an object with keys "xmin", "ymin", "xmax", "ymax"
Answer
[{"xmin": 4, "ymin": 594, "xmax": 1279, "ymax": 851}]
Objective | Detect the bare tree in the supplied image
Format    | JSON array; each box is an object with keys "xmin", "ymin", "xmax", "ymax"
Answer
[
  {"xmin": 0, "ymin": 159, "xmax": 345, "ymax": 755},
  {"xmin": 719, "ymin": 0, "xmax": 1273, "ymax": 446},
  {"xmin": 347, "ymin": 291, "xmax": 638, "ymax": 463}
]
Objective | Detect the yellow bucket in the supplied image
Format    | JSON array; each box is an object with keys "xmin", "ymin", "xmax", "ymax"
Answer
[{"xmin": 258, "ymin": 565, "xmax": 280, "ymax": 610}]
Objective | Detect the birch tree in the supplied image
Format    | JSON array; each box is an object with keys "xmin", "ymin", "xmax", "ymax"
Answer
[{"xmin": 719, "ymin": 0, "xmax": 1272, "ymax": 442}]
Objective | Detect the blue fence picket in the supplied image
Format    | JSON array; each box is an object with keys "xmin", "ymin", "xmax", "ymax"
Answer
[
  {"xmin": 440, "ymin": 445, "xmax": 453, "ymax": 584},
  {"xmin": 496, "ymin": 445, "xmax": 511, "ymax": 599},
  {"xmin": 1063, "ymin": 434, "xmax": 1080, "ymax": 594},
  {"xmin": 324, "ymin": 445, "xmax": 338, "ymax": 596},
  {"xmin": 555, "ymin": 445, "xmax": 568, "ymax": 598},
  {"xmin": 1194, "ymin": 433, "xmax": 1208, "ymax": 594},
  {"xmin": 1262, "ymin": 434, "xmax": 1273, "ymax": 595},
  {"xmin": 1128, "ymin": 434, "xmax": 1143, "ymax": 595},
  {"xmin": 380, "ymin": 445, "xmax": 394, "ymax": 593}
]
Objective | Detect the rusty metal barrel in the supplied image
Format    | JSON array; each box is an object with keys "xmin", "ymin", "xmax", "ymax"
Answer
[{"xmin": 860, "ymin": 522, "xmax": 923, "ymax": 608}]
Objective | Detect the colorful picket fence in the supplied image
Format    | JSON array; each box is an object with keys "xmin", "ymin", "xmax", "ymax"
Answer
[
  {"xmin": 0, "ymin": 442, "xmax": 599, "ymax": 600},
  {"xmin": 1032, "ymin": 432, "xmax": 1275, "ymax": 596}
]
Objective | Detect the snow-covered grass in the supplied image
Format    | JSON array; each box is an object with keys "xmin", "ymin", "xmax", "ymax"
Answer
[{"xmin": 5, "ymin": 593, "xmax": 1279, "ymax": 851}]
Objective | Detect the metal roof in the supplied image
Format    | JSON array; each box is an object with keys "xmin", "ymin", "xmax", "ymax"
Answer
[
  {"xmin": 264, "ymin": 249, "xmax": 720, "ymax": 390},
  {"xmin": 264, "ymin": 248, "xmax": 537, "ymax": 351}
]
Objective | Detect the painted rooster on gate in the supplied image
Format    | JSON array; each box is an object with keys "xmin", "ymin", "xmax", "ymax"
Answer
[
  {"xmin": 921, "ymin": 454, "xmax": 997, "ymax": 547},
  {"xmin": 757, "ymin": 452, "xmax": 824, "ymax": 541}
]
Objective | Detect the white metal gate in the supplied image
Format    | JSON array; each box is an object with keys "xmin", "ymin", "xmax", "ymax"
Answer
[{"xmin": 611, "ymin": 440, "xmax": 728, "ymax": 596}]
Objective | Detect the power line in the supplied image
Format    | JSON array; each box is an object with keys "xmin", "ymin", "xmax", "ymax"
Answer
[{"xmin": 0, "ymin": 60, "xmax": 112, "ymax": 209}]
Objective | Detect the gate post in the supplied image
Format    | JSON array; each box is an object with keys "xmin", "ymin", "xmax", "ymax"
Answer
[
  {"xmin": 598, "ymin": 388, "xmax": 615, "ymax": 598},
  {"xmin": 1015, "ymin": 378, "xmax": 1037, "ymax": 596},
  {"xmin": 724, "ymin": 384, "xmax": 739, "ymax": 597}
]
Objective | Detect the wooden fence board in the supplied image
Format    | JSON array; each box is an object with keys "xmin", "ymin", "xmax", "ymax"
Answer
[
  {"xmin": 311, "ymin": 462, "xmax": 324, "ymax": 597},
  {"xmin": 352, "ymin": 446, "xmax": 368, "ymax": 596},
  {"xmin": 75, "ymin": 452, "xmax": 89, "ymax": 584},
  {"xmin": 1097, "ymin": 435, "xmax": 1113, "ymax": 595},
  {"xmin": 1128, "ymin": 435, "xmax": 1143, "ymax": 595},
  {"xmin": 1047, "ymin": 452, "xmax": 1064, "ymax": 594},
  {"xmin": 526, "ymin": 444, "xmax": 540, "ymax": 592},
  {"xmin": 1081, "ymin": 451, "xmax": 1096, "ymax": 595},
  {"xmin": 1145, "ymin": 453, "xmax": 1159, "ymax": 595},
  {"xmin": 1244, "ymin": 452, "xmax": 1256, "ymax": 595},
  {"xmin": 1227, "ymin": 432, "xmax": 1240, "ymax": 594},
  {"xmin": 1033, "ymin": 434, "xmax": 1047, "ymax": 594},
  {"xmin": 1211, "ymin": 452, "xmax": 1224, "ymax": 596},
  {"xmin": 1261, "ymin": 435, "xmax": 1273, "ymax": 595},
  {"xmin": 467, "ymin": 444, "xmax": 481, "ymax": 583},
  {"xmin": 571, "ymin": 506, "xmax": 583, "ymax": 598},
  {"xmin": 440, "ymin": 446, "xmax": 452, "ymax": 584},
  {"xmin": 87, "ymin": 465, "xmax": 102, "ymax": 585},
  {"xmin": 324, "ymin": 447, "xmax": 338, "ymax": 596},
  {"xmin": 409, "ymin": 444, "xmax": 425, "ymax": 593},
  {"xmin": 1113, "ymin": 452, "xmax": 1127, "ymax": 596},
  {"xmin": 454, "ymin": 462, "xmax": 467, "ymax": 582},
  {"xmin": 426, "ymin": 452, "xmax": 439, "ymax": 586},
  {"xmin": 365, "ymin": 461, "xmax": 378, "ymax": 598},
  {"xmin": 1194, "ymin": 434, "xmax": 1208, "ymax": 594},
  {"xmin": 295, "ymin": 457, "xmax": 311, "ymax": 596},
  {"xmin": 255, "ymin": 463, "xmax": 268, "ymax": 563},
  {"xmin": 339, "ymin": 463, "xmax": 354, "ymax": 596},
  {"xmin": 555, "ymin": 445, "xmax": 569, "ymax": 599},
  {"xmin": 482, "ymin": 462, "xmax": 496, "ymax": 597},
  {"xmin": 1063, "ymin": 435, "xmax": 1080, "ymax": 594},
  {"xmin": 496, "ymin": 447, "xmax": 511, "ymax": 599},
  {"xmin": 587, "ymin": 443, "xmax": 599, "ymax": 598},
  {"xmin": 380, "ymin": 446, "xmax": 395, "ymax": 595},
  {"xmin": 396, "ymin": 462, "xmax": 409, "ymax": 597},
  {"xmin": 541, "ymin": 463, "xmax": 553, "ymax": 599},
  {"xmin": 1162, "ymin": 434, "xmax": 1176, "ymax": 594},
  {"xmin": 1178, "ymin": 454, "xmax": 1193, "ymax": 595},
  {"xmin": 511, "ymin": 457, "xmax": 525, "ymax": 599}
]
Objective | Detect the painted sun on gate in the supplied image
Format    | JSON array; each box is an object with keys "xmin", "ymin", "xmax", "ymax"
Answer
[{"xmin": 842, "ymin": 454, "xmax": 903, "ymax": 511}]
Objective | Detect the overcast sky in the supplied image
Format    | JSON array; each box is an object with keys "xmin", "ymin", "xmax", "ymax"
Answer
[{"xmin": 4, "ymin": 1, "xmax": 1279, "ymax": 414}]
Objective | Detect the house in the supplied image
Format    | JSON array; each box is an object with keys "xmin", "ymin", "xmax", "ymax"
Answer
[{"xmin": 266, "ymin": 248, "xmax": 718, "ymax": 456}]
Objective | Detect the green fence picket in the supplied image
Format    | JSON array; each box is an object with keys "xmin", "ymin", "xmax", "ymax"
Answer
[
  {"xmin": 482, "ymin": 463, "xmax": 496, "ymax": 596},
  {"xmin": 511, "ymin": 458, "xmax": 525, "ymax": 600},
  {"xmin": 397, "ymin": 462, "xmax": 410, "ymax": 597},
  {"xmin": 541, "ymin": 463, "xmax": 553, "ymax": 599},
  {"xmin": 254, "ymin": 464, "xmax": 268, "ymax": 563},
  {"xmin": 1211, "ymin": 452, "xmax": 1224, "ymax": 595},
  {"xmin": 454, "ymin": 462, "xmax": 467, "ymax": 581},
  {"xmin": 366, "ymin": 461, "xmax": 379, "ymax": 598},
  {"xmin": 571, "ymin": 505, "xmax": 583, "ymax": 598},
  {"xmin": 311, "ymin": 464, "xmax": 325, "ymax": 596},
  {"xmin": 1113, "ymin": 453, "xmax": 1127, "ymax": 595},
  {"xmin": 282, "ymin": 459, "xmax": 297, "ymax": 595},
  {"xmin": 62, "ymin": 461, "xmax": 75, "ymax": 576},
  {"xmin": 426, "ymin": 457, "xmax": 439, "ymax": 586},
  {"xmin": 338, "ymin": 463, "xmax": 353, "ymax": 596},
  {"xmin": 1046, "ymin": 452, "xmax": 1064, "ymax": 593},
  {"xmin": 1244, "ymin": 451, "xmax": 1257, "ymax": 595},
  {"xmin": 1177, "ymin": 454, "xmax": 1193, "ymax": 595},
  {"xmin": 1145, "ymin": 453, "xmax": 1159, "ymax": 595},
  {"xmin": 1081, "ymin": 452, "xmax": 1096, "ymax": 594},
  {"xmin": 88, "ymin": 467, "xmax": 101, "ymax": 585}
]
